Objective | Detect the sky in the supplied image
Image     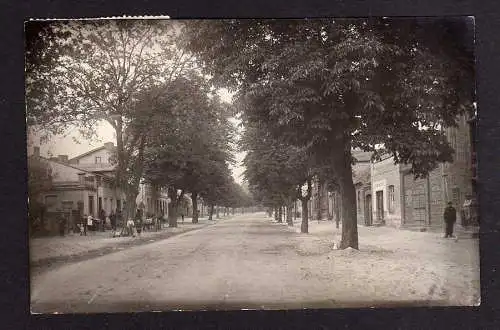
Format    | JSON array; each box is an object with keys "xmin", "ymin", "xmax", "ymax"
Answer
[{"xmin": 27, "ymin": 89, "xmax": 247, "ymax": 184}]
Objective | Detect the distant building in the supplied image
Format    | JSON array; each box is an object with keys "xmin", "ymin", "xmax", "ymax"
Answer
[{"xmin": 136, "ymin": 183, "xmax": 169, "ymax": 218}]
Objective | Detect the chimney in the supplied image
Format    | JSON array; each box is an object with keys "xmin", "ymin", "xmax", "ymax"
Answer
[
  {"xmin": 33, "ymin": 146, "xmax": 40, "ymax": 157},
  {"xmin": 58, "ymin": 155, "xmax": 69, "ymax": 163},
  {"xmin": 104, "ymin": 142, "xmax": 114, "ymax": 150}
]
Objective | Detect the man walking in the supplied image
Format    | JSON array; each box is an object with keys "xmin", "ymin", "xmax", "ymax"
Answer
[{"xmin": 443, "ymin": 201, "xmax": 457, "ymax": 238}]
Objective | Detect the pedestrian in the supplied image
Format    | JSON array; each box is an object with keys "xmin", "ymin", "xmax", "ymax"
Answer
[
  {"xmin": 110, "ymin": 210, "xmax": 116, "ymax": 231},
  {"xmin": 57, "ymin": 212, "xmax": 66, "ymax": 237},
  {"xmin": 443, "ymin": 201, "xmax": 457, "ymax": 238},
  {"xmin": 116, "ymin": 209, "xmax": 122, "ymax": 229},
  {"xmin": 99, "ymin": 208, "xmax": 106, "ymax": 232},
  {"xmin": 181, "ymin": 211, "xmax": 184, "ymax": 223},
  {"xmin": 87, "ymin": 214, "xmax": 94, "ymax": 234},
  {"xmin": 127, "ymin": 218, "xmax": 135, "ymax": 237}
]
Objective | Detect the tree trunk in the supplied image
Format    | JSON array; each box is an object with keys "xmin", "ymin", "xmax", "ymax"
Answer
[
  {"xmin": 301, "ymin": 199, "xmax": 309, "ymax": 233},
  {"xmin": 335, "ymin": 193, "xmax": 341, "ymax": 228},
  {"xmin": 278, "ymin": 205, "xmax": 283, "ymax": 223},
  {"xmin": 274, "ymin": 206, "xmax": 279, "ymax": 222},
  {"xmin": 339, "ymin": 153, "xmax": 358, "ymax": 250},
  {"xmin": 216, "ymin": 206, "xmax": 220, "ymax": 218},
  {"xmin": 208, "ymin": 204, "xmax": 214, "ymax": 220},
  {"xmin": 191, "ymin": 192, "xmax": 198, "ymax": 224},
  {"xmin": 167, "ymin": 187, "xmax": 178, "ymax": 228},
  {"xmin": 286, "ymin": 202, "xmax": 293, "ymax": 226},
  {"xmin": 300, "ymin": 178, "xmax": 312, "ymax": 233}
]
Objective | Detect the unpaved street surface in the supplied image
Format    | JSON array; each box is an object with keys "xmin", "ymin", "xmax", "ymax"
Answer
[{"xmin": 31, "ymin": 213, "xmax": 479, "ymax": 313}]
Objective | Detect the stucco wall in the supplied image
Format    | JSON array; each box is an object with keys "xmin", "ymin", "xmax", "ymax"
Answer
[
  {"xmin": 43, "ymin": 159, "xmax": 82, "ymax": 182},
  {"xmin": 371, "ymin": 156, "xmax": 403, "ymax": 227}
]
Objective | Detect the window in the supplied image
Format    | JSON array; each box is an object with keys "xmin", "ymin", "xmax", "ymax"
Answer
[
  {"xmin": 388, "ymin": 185, "xmax": 395, "ymax": 213},
  {"xmin": 95, "ymin": 156, "xmax": 102, "ymax": 164}
]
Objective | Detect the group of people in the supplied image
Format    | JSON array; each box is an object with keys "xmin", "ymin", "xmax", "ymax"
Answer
[
  {"xmin": 112, "ymin": 209, "xmax": 165, "ymax": 237},
  {"xmin": 79, "ymin": 208, "xmax": 122, "ymax": 236}
]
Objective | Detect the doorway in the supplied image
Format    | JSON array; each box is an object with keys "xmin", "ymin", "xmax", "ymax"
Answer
[
  {"xmin": 88, "ymin": 195, "xmax": 95, "ymax": 216},
  {"xmin": 376, "ymin": 190, "xmax": 384, "ymax": 223},
  {"xmin": 365, "ymin": 194, "xmax": 373, "ymax": 226}
]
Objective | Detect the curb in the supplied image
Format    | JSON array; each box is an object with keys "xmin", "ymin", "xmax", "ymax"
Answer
[{"xmin": 31, "ymin": 222, "xmax": 214, "ymax": 274}]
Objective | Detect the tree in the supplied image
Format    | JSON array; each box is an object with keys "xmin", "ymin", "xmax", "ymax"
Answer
[
  {"xmin": 241, "ymin": 120, "xmax": 313, "ymax": 231},
  {"xmin": 25, "ymin": 20, "xmax": 197, "ymax": 221},
  {"xmin": 142, "ymin": 75, "xmax": 235, "ymax": 227},
  {"xmin": 27, "ymin": 155, "xmax": 54, "ymax": 233},
  {"xmin": 183, "ymin": 18, "xmax": 474, "ymax": 249}
]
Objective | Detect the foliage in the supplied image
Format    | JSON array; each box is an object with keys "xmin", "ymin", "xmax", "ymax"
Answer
[
  {"xmin": 25, "ymin": 20, "xmax": 197, "ymax": 219},
  {"xmin": 141, "ymin": 75, "xmax": 236, "ymax": 225},
  {"xmin": 183, "ymin": 18, "xmax": 474, "ymax": 248}
]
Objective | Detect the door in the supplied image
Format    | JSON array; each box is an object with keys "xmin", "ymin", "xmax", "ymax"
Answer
[
  {"xmin": 412, "ymin": 181, "xmax": 427, "ymax": 225},
  {"xmin": 365, "ymin": 194, "xmax": 373, "ymax": 226},
  {"xmin": 88, "ymin": 195, "xmax": 95, "ymax": 216},
  {"xmin": 376, "ymin": 190, "xmax": 384, "ymax": 222}
]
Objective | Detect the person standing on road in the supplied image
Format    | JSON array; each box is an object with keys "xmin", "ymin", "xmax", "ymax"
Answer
[
  {"xmin": 110, "ymin": 210, "xmax": 116, "ymax": 231},
  {"xmin": 444, "ymin": 201, "xmax": 457, "ymax": 238},
  {"xmin": 57, "ymin": 212, "xmax": 66, "ymax": 237},
  {"xmin": 99, "ymin": 208, "xmax": 106, "ymax": 232},
  {"xmin": 87, "ymin": 214, "xmax": 93, "ymax": 235}
]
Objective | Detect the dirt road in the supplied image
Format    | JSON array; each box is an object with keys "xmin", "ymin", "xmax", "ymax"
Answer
[{"xmin": 31, "ymin": 213, "xmax": 479, "ymax": 313}]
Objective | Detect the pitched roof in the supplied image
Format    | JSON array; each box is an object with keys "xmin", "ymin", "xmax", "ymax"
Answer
[
  {"xmin": 36, "ymin": 155, "xmax": 115, "ymax": 180},
  {"xmin": 69, "ymin": 144, "xmax": 115, "ymax": 162}
]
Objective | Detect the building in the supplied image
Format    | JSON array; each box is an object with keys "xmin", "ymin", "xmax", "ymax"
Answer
[
  {"xmin": 369, "ymin": 114, "xmax": 475, "ymax": 229},
  {"xmin": 29, "ymin": 146, "xmax": 125, "ymax": 233},
  {"xmin": 136, "ymin": 183, "xmax": 169, "ymax": 218},
  {"xmin": 29, "ymin": 141, "xmax": 174, "ymax": 233},
  {"xmin": 68, "ymin": 141, "xmax": 170, "ymax": 219},
  {"xmin": 67, "ymin": 142, "xmax": 126, "ymax": 216},
  {"xmin": 326, "ymin": 150, "xmax": 372, "ymax": 224},
  {"xmin": 354, "ymin": 160, "xmax": 372, "ymax": 226}
]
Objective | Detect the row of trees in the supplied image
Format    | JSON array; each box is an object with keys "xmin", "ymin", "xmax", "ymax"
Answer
[
  {"xmin": 182, "ymin": 18, "xmax": 475, "ymax": 248},
  {"xmin": 26, "ymin": 20, "xmax": 253, "ymax": 226}
]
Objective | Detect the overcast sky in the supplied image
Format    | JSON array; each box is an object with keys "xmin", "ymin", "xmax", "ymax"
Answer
[{"xmin": 28, "ymin": 89, "xmax": 246, "ymax": 184}]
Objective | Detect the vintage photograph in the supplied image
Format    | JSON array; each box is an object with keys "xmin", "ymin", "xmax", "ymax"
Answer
[{"xmin": 25, "ymin": 18, "xmax": 479, "ymax": 313}]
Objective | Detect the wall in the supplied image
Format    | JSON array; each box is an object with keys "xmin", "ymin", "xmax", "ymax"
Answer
[
  {"xmin": 443, "ymin": 115, "xmax": 474, "ymax": 213},
  {"xmin": 76, "ymin": 148, "xmax": 113, "ymax": 165},
  {"xmin": 42, "ymin": 158, "xmax": 82, "ymax": 182},
  {"xmin": 401, "ymin": 116, "xmax": 473, "ymax": 228},
  {"xmin": 371, "ymin": 156, "xmax": 403, "ymax": 227}
]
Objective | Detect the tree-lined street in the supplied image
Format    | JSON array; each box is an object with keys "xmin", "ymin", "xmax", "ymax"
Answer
[
  {"xmin": 26, "ymin": 18, "xmax": 478, "ymax": 312},
  {"xmin": 31, "ymin": 212, "xmax": 479, "ymax": 313}
]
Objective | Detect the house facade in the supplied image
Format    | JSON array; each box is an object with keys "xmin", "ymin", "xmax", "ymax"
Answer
[
  {"xmin": 29, "ymin": 146, "xmax": 126, "ymax": 233},
  {"xmin": 354, "ymin": 161, "xmax": 372, "ymax": 226},
  {"xmin": 29, "ymin": 141, "xmax": 175, "ymax": 233},
  {"xmin": 321, "ymin": 113, "xmax": 476, "ymax": 230},
  {"xmin": 369, "ymin": 114, "xmax": 475, "ymax": 229},
  {"xmin": 136, "ymin": 183, "xmax": 170, "ymax": 218}
]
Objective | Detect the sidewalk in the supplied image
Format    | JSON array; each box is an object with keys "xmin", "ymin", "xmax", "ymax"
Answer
[
  {"xmin": 278, "ymin": 218, "xmax": 480, "ymax": 306},
  {"xmin": 30, "ymin": 216, "xmax": 218, "ymax": 272}
]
